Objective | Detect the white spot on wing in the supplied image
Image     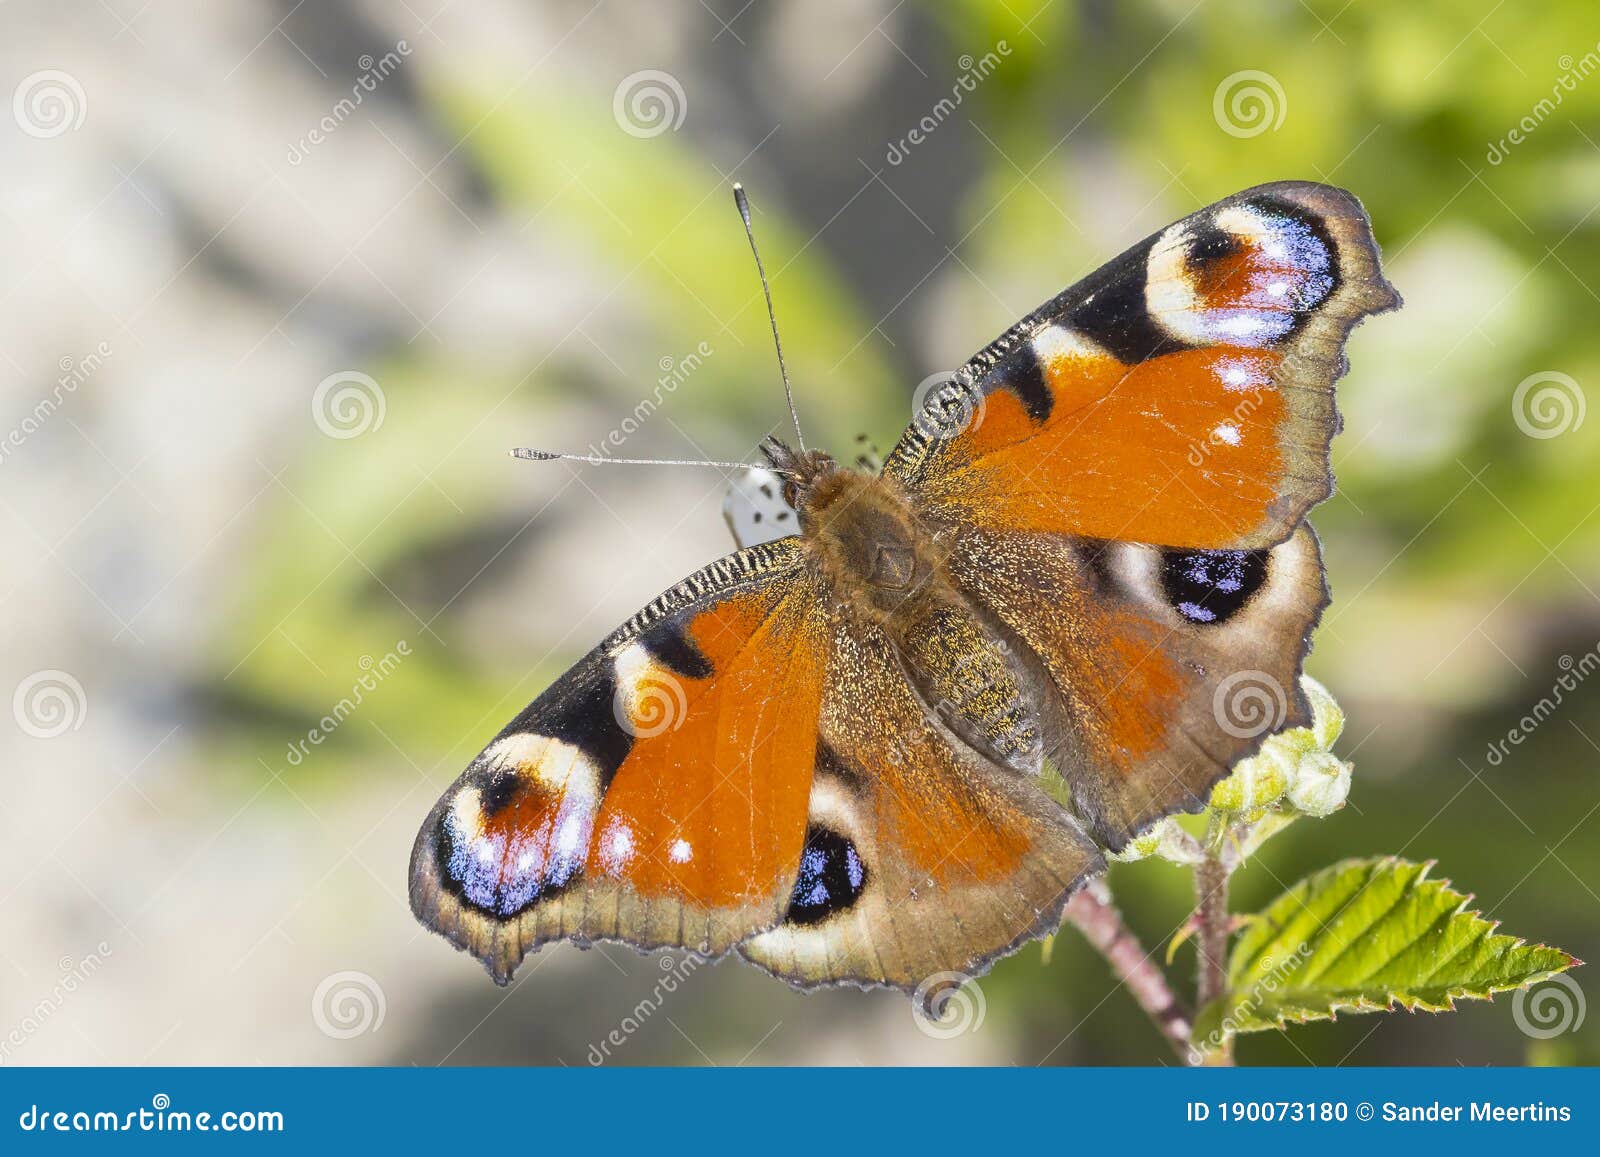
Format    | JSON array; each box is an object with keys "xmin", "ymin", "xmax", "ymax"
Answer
[
  {"xmin": 599, "ymin": 819, "xmax": 636, "ymax": 873},
  {"xmin": 1032, "ymin": 324, "xmax": 1105, "ymax": 366}
]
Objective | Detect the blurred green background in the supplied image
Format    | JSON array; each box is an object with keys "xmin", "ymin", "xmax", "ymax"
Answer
[{"xmin": 3, "ymin": 0, "xmax": 1598, "ymax": 1065}]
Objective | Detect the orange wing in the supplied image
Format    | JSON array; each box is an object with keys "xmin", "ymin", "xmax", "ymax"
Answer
[
  {"xmin": 884, "ymin": 182, "xmax": 1399, "ymax": 551},
  {"xmin": 409, "ymin": 540, "xmax": 827, "ymax": 983}
]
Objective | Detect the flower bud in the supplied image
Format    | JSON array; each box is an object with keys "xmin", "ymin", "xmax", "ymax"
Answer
[
  {"xmin": 1207, "ymin": 742, "xmax": 1292, "ymax": 818},
  {"xmin": 1303, "ymin": 675, "xmax": 1344, "ymax": 749},
  {"xmin": 1109, "ymin": 817, "xmax": 1204, "ymax": 865},
  {"xmin": 1110, "ymin": 823, "xmax": 1164, "ymax": 863},
  {"xmin": 1285, "ymin": 751, "xmax": 1352, "ymax": 817}
]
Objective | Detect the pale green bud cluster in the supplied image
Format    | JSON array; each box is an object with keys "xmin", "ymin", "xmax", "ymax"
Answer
[
  {"xmin": 1208, "ymin": 675, "xmax": 1351, "ymax": 821},
  {"xmin": 1112, "ymin": 677, "xmax": 1351, "ymax": 867}
]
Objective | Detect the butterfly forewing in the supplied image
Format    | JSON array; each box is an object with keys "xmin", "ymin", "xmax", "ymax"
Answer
[{"xmin": 884, "ymin": 181, "xmax": 1398, "ymax": 551}]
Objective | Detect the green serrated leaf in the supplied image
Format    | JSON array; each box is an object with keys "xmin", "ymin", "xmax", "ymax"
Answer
[{"xmin": 1192, "ymin": 857, "xmax": 1579, "ymax": 1048}]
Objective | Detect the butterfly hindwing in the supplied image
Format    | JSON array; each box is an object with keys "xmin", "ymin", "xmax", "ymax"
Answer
[
  {"xmin": 943, "ymin": 522, "xmax": 1328, "ymax": 850},
  {"xmin": 409, "ymin": 539, "xmax": 827, "ymax": 982},
  {"xmin": 742, "ymin": 612, "xmax": 1103, "ymax": 990},
  {"xmin": 884, "ymin": 181, "xmax": 1399, "ymax": 551}
]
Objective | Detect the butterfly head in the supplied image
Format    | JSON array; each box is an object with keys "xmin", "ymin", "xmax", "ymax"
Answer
[{"xmin": 759, "ymin": 435, "xmax": 838, "ymax": 505}]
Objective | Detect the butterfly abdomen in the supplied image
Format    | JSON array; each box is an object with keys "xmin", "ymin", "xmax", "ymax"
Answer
[{"xmin": 894, "ymin": 601, "xmax": 1043, "ymax": 773}]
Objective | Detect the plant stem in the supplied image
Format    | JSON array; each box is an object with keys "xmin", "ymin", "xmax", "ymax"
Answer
[
  {"xmin": 1193, "ymin": 842, "xmax": 1235, "ymax": 1066},
  {"xmin": 1065, "ymin": 878, "xmax": 1195, "ymax": 1063}
]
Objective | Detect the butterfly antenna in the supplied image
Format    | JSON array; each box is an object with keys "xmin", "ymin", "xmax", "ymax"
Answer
[
  {"xmin": 733, "ymin": 183, "xmax": 805, "ymax": 453},
  {"xmin": 510, "ymin": 447, "xmax": 772, "ymax": 474}
]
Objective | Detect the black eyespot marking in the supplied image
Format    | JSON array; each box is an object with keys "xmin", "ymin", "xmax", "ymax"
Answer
[
  {"xmin": 1183, "ymin": 220, "xmax": 1245, "ymax": 293},
  {"xmin": 776, "ymin": 511, "xmax": 791, "ymax": 522},
  {"xmin": 787, "ymin": 827, "xmax": 868, "ymax": 925},
  {"xmin": 639, "ymin": 617, "xmax": 714, "ymax": 681},
  {"xmin": 478, "ymin": 765, "xmax": 523, "ymax": 818},
  {"xmin": 1160, "ymin": 549, "xmax": 1270, "ymax": 625},
  {"xmin": 1062, "ymin": 235, "xmax": 1176, "ymax": 365},
  {"xmin": 752, "ymin": 511, "xmax": 763, "ymax": 523}
]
